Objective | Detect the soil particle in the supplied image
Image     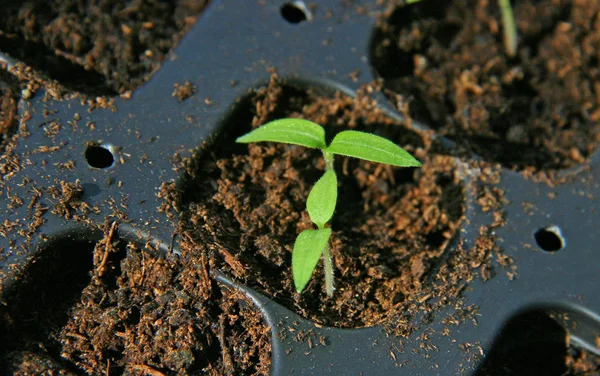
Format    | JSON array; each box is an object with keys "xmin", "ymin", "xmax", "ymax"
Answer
[
  {"xmin": 172, "ymin": 81, "xmax": 196, "ymax": 102},
  {"xmin": 177, "ymin": 75, "xmax": 479, "ymax": 329},
  {"xmin": 49, "ymin": 180, "xmax": 86, "ymax": 219},
  {"xmin": 0, "ymin": 0, "xmax": 210, "ymax": 95},
  {"xmin": 372, "ymin": 0, "xmax": 600, "ymax": 171}
]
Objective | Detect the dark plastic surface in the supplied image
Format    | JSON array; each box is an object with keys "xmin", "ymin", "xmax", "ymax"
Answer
[{"xmin": 1, "ymin": 1, "xmax": 599, "ymax": 374}]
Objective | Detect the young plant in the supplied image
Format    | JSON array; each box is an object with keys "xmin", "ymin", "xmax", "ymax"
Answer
[
  {"xmin": 497, "ymin": 0, "xmax": 517, "ymax": 57},
  {"xmin": 407, "ymin": 0, "xmax": 518, "ymax": 57},
  {"xmin": 236, "ymin": 118, "xmax": 421, "ymax": 296}
]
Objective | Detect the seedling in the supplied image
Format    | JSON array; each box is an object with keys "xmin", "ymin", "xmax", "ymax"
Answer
[
  {"xmin": 236, "ymin": 118, "xmax": 421, "ymax": 296},
  {"xmin": 407, "ymin": 0, "xmax": 518, "ymax": 57},
  {"xmin": 498, "ymin": 0, "xmax": 517, "ymax": 57}
]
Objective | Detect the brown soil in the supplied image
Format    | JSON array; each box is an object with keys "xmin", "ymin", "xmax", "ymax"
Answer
[
  {"xmin": 566, "ymin": 347, "xmax": 600, "ymax": 375},
  {"xmin": 0, "ymin": 69, "xmax": 17, "ymax": 144},
  {"xmin": 0, "ymin": 0, "xmax": 595, "ymax": 374},
  {"xmin": 372, "ymin": 0, "xmax": 600, "ymax": 171},
  {"xmin": 0, "ymin": 4, "xmax": 273, "ymax": 373},
  {"xmin": 0, "ymin": 0, "xmax": 210, "ymax": 95},
  {"xmin": 177, "ymin": 75, "xmax": 469, "ymax": 328},
  {"xmin": 0, "ymin": 225, "xmax": 271, "ymax": 375},
  {"xmin": 172, "ymin": 81, "xmax": 197, "ymax": 102}
]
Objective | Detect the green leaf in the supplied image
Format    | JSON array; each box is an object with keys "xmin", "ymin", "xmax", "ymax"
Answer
[
  {"xmin": 236, "ymin": 118, "xmax": 326, "ymax": 149},
  {"xmin": 307, "ymin": 170, "xmax": 337, "ymax": 228},
  {"xmin": 292, "ymin": 228, "xmax": 332, "ymax": 293},
  {"xmin": 326, "ymin": 130, "xmax": 421, "ymax": 167}
]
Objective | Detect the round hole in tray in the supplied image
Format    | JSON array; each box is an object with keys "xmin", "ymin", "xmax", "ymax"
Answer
[
  {"xmin": 534, "ymin": 226, "xmax": 565, "ymax": 252},
  {"xmin": 280, "ymin": 2, "xmax": 309, "ymax": 24},
  {"xmin": 85, "ymin": 144, "xmax": 114, "ymax": 169}
]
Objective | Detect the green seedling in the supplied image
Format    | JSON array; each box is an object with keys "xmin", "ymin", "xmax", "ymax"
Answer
[
  {"xmin": 497, "ymin": 0, "xmax": 517, "ymax": 57},
  {"xmin": 408, "ymin": 0, "xmax": 517, "ymax": 57},
  {"xmin": 236, "ymin": 118, "xmax": 421, "ymax": 296}
]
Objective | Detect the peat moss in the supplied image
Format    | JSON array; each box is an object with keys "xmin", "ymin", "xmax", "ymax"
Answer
[
  {"xmin": 372, "ymin": 0, "xmax": 600, "ymax": 170},
  {"xmin": 0, "ymin": 70, "xmax": 17, "ymax": 144},
  {"xmin": 0, "ymin": 228, "xmax": 271, "ymax": 375},
  {"xmin": 0, "ymin": 0, "xmax": 210, "ymax": 95},
  {"xmin": 178, "ymin": 75, "xmax": 470, "ymax": 328}
]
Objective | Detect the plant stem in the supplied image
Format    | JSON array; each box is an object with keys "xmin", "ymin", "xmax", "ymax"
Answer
[
  {"xmin": 323, "ymin": 150, "xmax": 334, "ymax": 171},
  {"xmin": 498, "ymin": 0, "xmax": 517, "ymax": 57},
  {"xmin": 322, "ymin": 243, "xmax": 335, "ymax": 296},
  {"xmin": 321, "ymin": 149, "xmax": 335, "ymax": 296}
]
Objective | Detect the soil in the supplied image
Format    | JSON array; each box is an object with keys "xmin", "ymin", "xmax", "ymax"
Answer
[
  {"xmin": 0, "ymin": 223, "xmax": 271, "ymax": 375},
  {"xmin": 172, "ymin": 81, "xmax": 197, "ymax": 102},
  {"xmin": 0, "ymin": 69, "xmax": 17, "ymax": 145},
  {"xmin": 566, "ymin": 347, "xmax": 600, "ymax": 375},
  {"xmin": 0, "ymin": 0, "xmax": 598, "ymax": 374},
  {"xmin": 0, "ymin": 0, "xmax": 210, "ymax": 95},
  {"xmin": 372, "ymin": 0, "xmax": 600, "ymax": 171},
  {"xmin": 0, "ymin": 2, "xmax": 272, "ymax": 374},
  {"xmin": 177, "ymin": 75, "xmax": 473, "ymax": 329}
]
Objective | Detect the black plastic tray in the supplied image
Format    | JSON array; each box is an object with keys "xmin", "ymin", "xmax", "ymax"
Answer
[{"xmin": 1, "ymin": 1, "xmax": 599, "ymax": 374}]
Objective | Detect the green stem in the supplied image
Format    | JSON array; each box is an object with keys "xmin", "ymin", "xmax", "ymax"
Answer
[
  {"xmin": 323, "ymin": 150, "xmax": 334, "ymax": 171},
  {"xmin": 499, "ymin": 0, "xmax": 517, "ymax": 57},
  {"xmin": 321, "ymin": 148, "xmax": 335, "ymax": 296},
  {"xmin": 322, "ymin": 243, "xmax": 334, "ymax": 296}
]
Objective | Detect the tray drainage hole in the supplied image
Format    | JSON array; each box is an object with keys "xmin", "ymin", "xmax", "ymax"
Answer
[
  {"xmin": 85, "ymin": 144, "xmax": 114, "ymax": 169},
  {"xmin": 534, "ymin": 226, "xmax": 565, "ymax": 252},
  {"xmin": 281, "ymin": 2, "xmax": 311, "ymax": 24}
]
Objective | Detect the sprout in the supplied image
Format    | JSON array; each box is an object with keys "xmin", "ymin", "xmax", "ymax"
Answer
[
  {"xmin": 237, "ymin": 118, "xmax": 421, "ymax": 296},
  {"xmin": 407, "ymin": 0, "xmax": 518, "ymax": 57}
]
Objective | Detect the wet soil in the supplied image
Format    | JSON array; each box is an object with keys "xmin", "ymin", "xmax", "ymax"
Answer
[
  {"xmin": 372, "ymin": 0, "xmax": 600, "ymax": 171},
  {"xmin": 0, "ymin": 225, "xmax": 271, "ymax": 375},
  {"xmin": 0, "ymin": 0, "xmax": 210, "ymax": 95},
  {"xmin": 177, "ymin": 75, "xmax": 471, "ymax": 329}
]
